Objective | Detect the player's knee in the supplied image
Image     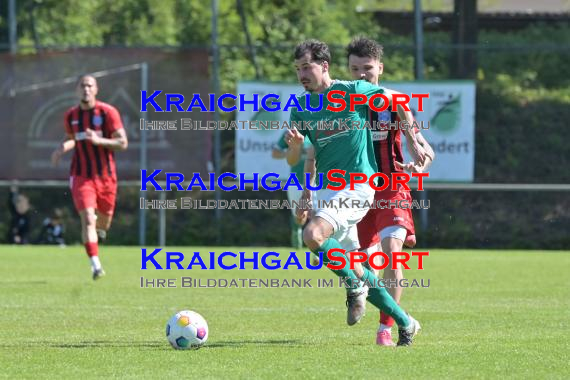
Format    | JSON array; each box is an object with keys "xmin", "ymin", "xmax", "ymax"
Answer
[
  {"xmin": 383, "ymin": 249, "xmax": 405, "ymax": 274},
  {"xmin": 295, "ymin": 210, "xmax": 308, "ymax": 226},
  {"xmin": 81, "ymin": 211, "xmax": 97, "ymax": 228},
  {"xmin": 97, "ymin": 216, "xmax": 113, "ymax": 230},
  {"xmin": 302, "ymin": 223, "xmax": 325, "ymax": 251},
  {"xmin": 389, "ymin": 241, "xmax": 404, "ymax": 255}
]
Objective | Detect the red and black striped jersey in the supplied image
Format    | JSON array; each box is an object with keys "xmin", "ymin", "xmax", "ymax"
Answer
[
  {"xmin": 369, "ymin": 108, "xmax": 418, "ymax": 175},
  {"xmin": 64, "ymin": 101, "xmax": 123, "ymax": 179}
]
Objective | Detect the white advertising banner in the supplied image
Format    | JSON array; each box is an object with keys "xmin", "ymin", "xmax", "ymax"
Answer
[
  {"xmin": 235, "ymin": 81, "xmax": 476, "ymax": 182},
  {"xmin": 383, "ymin": 81, "xmax": 476, "ymax": 182}
]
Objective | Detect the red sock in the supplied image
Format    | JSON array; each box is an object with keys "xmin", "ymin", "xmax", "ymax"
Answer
[
  {"xmin": 84, "ymin": 242, "xmax": 99, "ymax": 257},
  {"xmin": 379, "ymin": 302, "xmax": 399, "ymax": 327}
]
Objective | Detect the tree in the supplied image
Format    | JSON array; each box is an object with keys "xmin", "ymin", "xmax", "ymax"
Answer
[{"xmin": 10, "ymin": 0, "xmax": 381, "ymax": 84}]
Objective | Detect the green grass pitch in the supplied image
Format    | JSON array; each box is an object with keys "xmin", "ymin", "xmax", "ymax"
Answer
[{"xmin": 1, "ymin": 246, "xmax": 568, "ymax": 379}]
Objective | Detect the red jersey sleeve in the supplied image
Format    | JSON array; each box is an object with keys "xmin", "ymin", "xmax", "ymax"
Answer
[
  {"xmin": 64, "ymin": 109, "xmax": 73, "ymax": 135},
  {"xmin": 104, "ymin": 105, "xmax": 124, "ymax": 134}
]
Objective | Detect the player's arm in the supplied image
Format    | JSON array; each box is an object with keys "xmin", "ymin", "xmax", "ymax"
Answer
[
  {"xmin": 51, "ymin": 133, "xmax": 76, "ymax": 166},
  {"xmin": 284, "ymin": 127, "xmax": 313, "ymax": 221},
  {"xmin": 296, "ymin": 146, "xmax": 315, "ymax": 224},
  {"xmin": 299, "ymin": 145, "xmax": 315, "ymax": 203},
  {"xmin": 271, "ymin": 133, "xmax": 290, "ymax": 160},
  {"xmin": 286, "ymin": 143, "xmax": 304, "ymax": 166},
  {"xmin": 271, "ymin": 136, "xmax": 302, "ymax": 166},
  {"xmin": 411, "ymin": 132, "xmax": 434, "ymax": 171},
  {"xmin": 86, "ymin": 128, "xmax": 128, "ymax": 151},
  {"xmin": 86, "ymin": 106, "xmax": 128, "ymax": 151},
  {"xmin": 284, "ymin": 128, "xmax": 306, "ymax": 167},
  {"xmin": 271, "ymin": 146, "xmax": 287, "ymax": 159},
  {"xmin": 285, "ymin": 107, "xmax": 306, "ymax": 166},
  {"xmin": 272, "ymin": 142, "xmax": 304, "ymax": 167},
  {"xmin": 382, "ymin": 87, "xmax": 427, "ymax": 166},
  {"xmin": 397, "ymin": 131, "xmax": 435, "ymax": 173},
  {"xmin": 302, "ymin": 145, "xmax": 316, "ymax": 188}
]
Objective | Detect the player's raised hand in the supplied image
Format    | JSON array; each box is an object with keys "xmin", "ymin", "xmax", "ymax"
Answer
[
  {"xmin": 51, "ymin": 148, "xmax": 63, "ymax": 167},
  {"xmin": 285, "ymin": 127, "xmax": 304, "ymax": 148},
  {"xmin": 295, "ymin": 209, "xmax": 309, "ymax": 226}
]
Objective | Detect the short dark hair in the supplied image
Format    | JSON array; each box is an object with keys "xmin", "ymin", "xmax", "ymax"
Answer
[
  {"xmin": 76, "ymin": 74, "xmax": 97, "ymax": 87},
  {"xmin": 294, "ymin": 39, "xmax": 331, "ymax": 64},
  {"xmin": 346, "ymin": 37, "xmax": 383, "ymax": 62}
]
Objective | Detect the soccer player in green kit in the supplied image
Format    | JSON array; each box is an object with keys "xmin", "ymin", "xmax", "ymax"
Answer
[{"xmin": 285, "ymin": 39, "xmax": 425, "ymax": 346}]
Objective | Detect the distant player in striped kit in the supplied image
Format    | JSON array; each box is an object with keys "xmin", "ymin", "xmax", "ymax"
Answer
[
  {"xmin": 347, "ymin": 37, "xmax": 435, "ymax": 346},
  {"xmin": 51, "ymin": 75, "xmax": 128, "ymax": 280}
]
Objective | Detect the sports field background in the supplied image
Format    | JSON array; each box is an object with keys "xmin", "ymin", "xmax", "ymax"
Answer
[{"xmin": 1, "ymin": 246, "xmax": 568, "ymax": 378}]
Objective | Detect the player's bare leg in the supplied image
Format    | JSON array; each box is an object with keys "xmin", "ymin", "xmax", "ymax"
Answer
[
  {"xmin": 95, "ymin": 211, "xmax": 113, "ymax": 243},
  {"xmin": 80, "ymin": 208, "xmax": 98, "ymax": 244},
  {"xmin": 355, "ymin": 245, "xmax": 380, "ymax": 277},
  {"xmin": 376, "ymin": 237, "xmax": 405, "ymax": 346},
  {"xmin": 302, "ymin": 216, "xmax": 333, "ymax": 253},
  {"xmin": 404, "ymin": 234, "xmax": 416, "ymax": 248},
  {"xmin": 382, "ymin": 237, "xmax": 405, "ymax": 310},
  {"xmin": 80, "ymin": 208, "xmax": 105, "ymax": 279},
  {"xmin": 296, "ymin": 209, "xmax": 319, "ymax": 265}
]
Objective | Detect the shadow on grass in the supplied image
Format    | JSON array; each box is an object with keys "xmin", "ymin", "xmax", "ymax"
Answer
[
  {"xmin": 204, "ymin": 339, "xmax": 301, "ymax": 348},
  {"xmin": 0, "ymin": 281, "xmax": 48, "ymax": 286},
  {"xmin": 0, "ymin": 341, "xmax": 165, "ymax": 349},
  {"xmin": 48, "ymin": 341, "xmax": 165, "ymax": 349},
  {"xmin": 2, "ymin": 339, "xmax": 301, "ymax": 350}
]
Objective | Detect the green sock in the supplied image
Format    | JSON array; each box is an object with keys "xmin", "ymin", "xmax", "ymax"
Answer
[
  {"xmin": 314, "ymin": 238, "xmax": 410, "ymax": 327},
  {"xmin": 361, "ymin": 269, "xmax": 410, "ymax": 327},
  {"xmin": 314, "ymin": 238, "xmax": 361, "ymax": 290}
]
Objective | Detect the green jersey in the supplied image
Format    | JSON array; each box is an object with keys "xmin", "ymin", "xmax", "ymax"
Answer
[
  {"xmin": 289, "ymin": 80, "xmax": 382, "ymax": 188},
  {"xmin": 276, "ymin": 131, "xmax": 312, "ymax": 185}
]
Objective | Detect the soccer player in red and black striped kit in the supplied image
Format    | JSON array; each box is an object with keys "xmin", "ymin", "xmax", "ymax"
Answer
[
  {"xmin": 347, "ymin": 37, "xmax": 435, "ymax": 345},
  {"xmin": 51, "ymin": 75, "xmax": 128, "ymax": 280}
]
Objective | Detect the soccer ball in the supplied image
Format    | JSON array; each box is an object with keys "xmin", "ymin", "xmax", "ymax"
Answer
[{"xmin": 166, "ymin": 310, "xmax": 209, "ymax": 349}]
